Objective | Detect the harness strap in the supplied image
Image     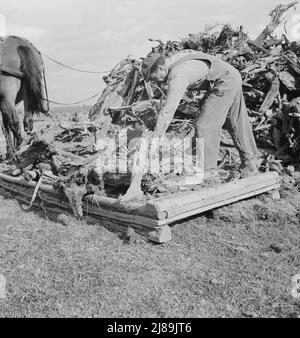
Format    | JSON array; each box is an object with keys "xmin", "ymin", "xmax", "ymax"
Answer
[{"xmin": 0, "ymin": 65, "xmax": 24, "ymax": 78}]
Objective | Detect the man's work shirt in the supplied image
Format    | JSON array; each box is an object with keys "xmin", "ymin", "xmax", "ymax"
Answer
[{"xmin": 155, "ymin": 54, "xmax": 210, "ymax": 135}]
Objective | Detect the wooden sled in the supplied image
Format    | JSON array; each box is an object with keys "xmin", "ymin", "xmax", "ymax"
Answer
[{"xmin": 0, "ymin": 172, "xmax": 281, "ymax": 244}]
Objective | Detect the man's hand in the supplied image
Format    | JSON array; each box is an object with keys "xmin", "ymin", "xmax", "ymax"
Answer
[{"xmin": 152, "ymin": 128, "xmax": 166, "ymax": 139}]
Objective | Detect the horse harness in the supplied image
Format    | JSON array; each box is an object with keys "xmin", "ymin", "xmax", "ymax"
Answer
[
  {"xmin": 0, "ymin": 36, "xmax": 44, "ymax": 79},
  {"xmin": 0, "ymin": 37, "xmax": 24, "ymax": 78}
]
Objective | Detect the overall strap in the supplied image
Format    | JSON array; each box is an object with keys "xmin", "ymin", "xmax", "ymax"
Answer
[
  {"xmin": 168, "ymin": 51, "xmax": 213, "ymax": 73},
  {"xmin": 167, "ymin": 51, "xmax": 213, "ymax": 89}
]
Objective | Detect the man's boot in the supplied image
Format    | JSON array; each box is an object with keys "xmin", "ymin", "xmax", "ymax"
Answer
[{"xmin": 240, "ymin": 158, "xmax": 258, "ymax": 178}]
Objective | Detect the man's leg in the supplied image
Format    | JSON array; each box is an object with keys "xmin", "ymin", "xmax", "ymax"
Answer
[
  {"xmin": 195, "ymin": 81, "xmax": 238, "ymax": 170},
  {"xmin": 224, "ymin": 85, "xmax": 260, "ymax": 176}
]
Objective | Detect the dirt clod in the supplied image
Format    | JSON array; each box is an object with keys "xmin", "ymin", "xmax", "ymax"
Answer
[{"xmin": 269, "ymin": 244, "xmax": 284, "ymax": 254}]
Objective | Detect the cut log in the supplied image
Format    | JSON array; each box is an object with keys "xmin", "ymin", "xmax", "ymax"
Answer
[
  {"xmin": 0, "ymin": 173, "xmax": 55, "ymax": 193},
  {"xmin": 0, "ymin": 173, "xmax": 165, "ymax": 219},
  {"xmin": 0, "ymin": 175, "xmax": 161, "ymax": 229}
]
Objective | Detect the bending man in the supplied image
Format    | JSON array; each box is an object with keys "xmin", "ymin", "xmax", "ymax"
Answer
[{"xmin": 142, "ymin": 50, "xmax": 260, "ymax": 176}]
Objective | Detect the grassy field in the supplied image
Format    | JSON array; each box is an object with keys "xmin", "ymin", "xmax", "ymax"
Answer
[
  {"xmin": 0, "ymin": 114, "xmax": 299, "ymax": 318},
  {"xmin": 0, "ymin": 174, "xmax": 299, "ymax": 318}
]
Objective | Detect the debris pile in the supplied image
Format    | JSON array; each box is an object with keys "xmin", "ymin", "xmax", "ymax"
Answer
[{"xmin": 90, "ymin": 2, "xmax": 300, "ymax": 166}]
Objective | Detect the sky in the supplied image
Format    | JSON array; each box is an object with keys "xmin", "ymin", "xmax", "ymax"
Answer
[{"xmin": 0, "ymin": 0, "xmax": 299, "ymax": 105}]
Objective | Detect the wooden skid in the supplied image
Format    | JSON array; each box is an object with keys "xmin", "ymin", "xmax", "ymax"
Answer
[{"xmin": 0, "ymin": 172, "xmax": 281, "ymax": 243}]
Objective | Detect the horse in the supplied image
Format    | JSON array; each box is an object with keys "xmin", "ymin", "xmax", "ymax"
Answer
[{"xmin": 0, "ymin": 35, "xmax": 47, "ymax": 159}]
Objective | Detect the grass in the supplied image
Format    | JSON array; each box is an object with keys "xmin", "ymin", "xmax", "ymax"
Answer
[{"xmin": 0, "ymin": 174, "xmax": 299, "ymax": 318}]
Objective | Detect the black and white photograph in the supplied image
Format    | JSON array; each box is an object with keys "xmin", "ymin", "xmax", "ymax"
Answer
[{"xmin": 0, "ymin": 0, "xmax": 299, "ymax": 323}]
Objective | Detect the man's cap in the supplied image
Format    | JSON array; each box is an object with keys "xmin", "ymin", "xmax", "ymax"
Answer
[{"xmin": 141, "ymin": 53, "xmax": 162, "ymax": 82}]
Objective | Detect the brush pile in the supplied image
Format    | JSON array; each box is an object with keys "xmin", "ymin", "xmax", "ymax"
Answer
[{"xmin": 90, "ymin": 2, "xmax": 300, "ymax": 167}]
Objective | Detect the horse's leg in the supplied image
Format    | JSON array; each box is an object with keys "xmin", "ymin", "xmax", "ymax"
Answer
[
  {"xmin": 0, "ymin": 77, "xmax": 22, "ymax": 158},
  {"xmin": 23, "ymin": 98, "xmax": 34, "ymax": 133},
  {"xmin": 22, "ymin": 87, "xmax": 34, "ymax": 133},
  {"xmin": 0, "ymin": 99, "xmax": 22, "ymax": 152},
  {"xmin": 0, "ymin": 111, "xmax": 14, "ymax": 158}
]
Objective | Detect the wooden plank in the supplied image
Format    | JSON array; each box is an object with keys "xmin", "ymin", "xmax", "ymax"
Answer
[
  {"xmin": 145, "ymin": 172, "xmax": 280, "ymax": 214},
  {"xmin": 156, "ymin": 183, "xmax": 280, "ymax": 226},
  {"xmin": 165, "ymin": 178, "xmax": 279, "ymax": 219}
]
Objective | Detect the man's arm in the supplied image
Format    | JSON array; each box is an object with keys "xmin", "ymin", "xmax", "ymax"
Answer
[{"xmin": 155, "ymin": 76, "xmax": 190, "ymax": 136}]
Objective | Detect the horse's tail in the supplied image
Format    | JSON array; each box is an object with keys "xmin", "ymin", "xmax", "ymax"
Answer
[{"xmin": 17, "ymin": 45, "xmax": 47, "ymax": 115}]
